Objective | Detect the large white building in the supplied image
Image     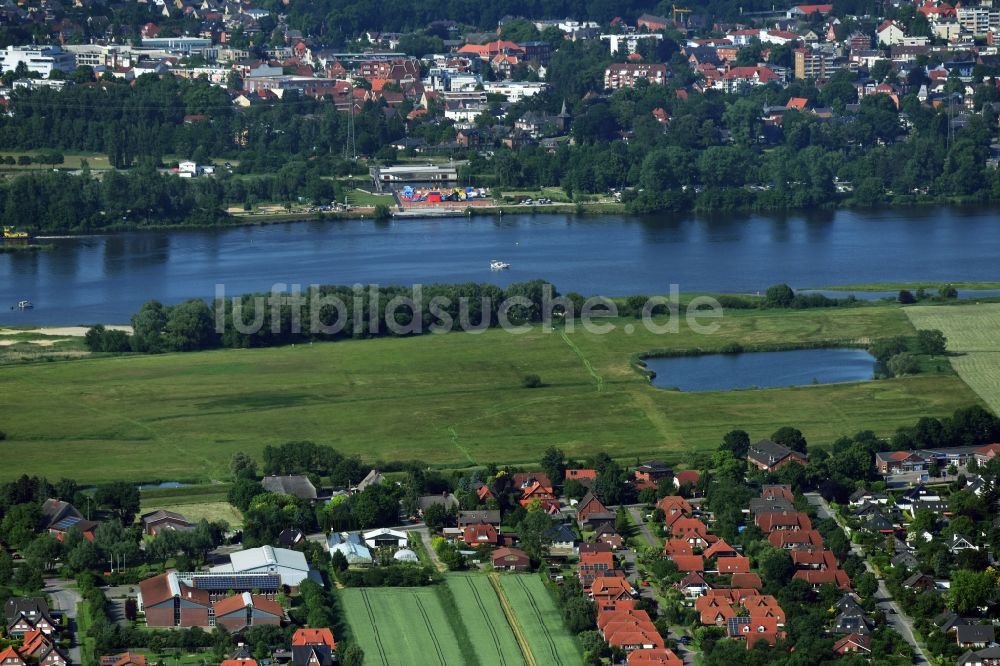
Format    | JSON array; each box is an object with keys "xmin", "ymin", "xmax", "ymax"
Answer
[
  {"xmin": 0, "ymin": 46, "xmax": 75, "ymax": 78},
  {"xmin": 483, "ymin": 81, "xmax": 548, "ymax": 102},
  {"xmin": 209, "ymin": 545, "xmax": 316, "ymax": 587}
]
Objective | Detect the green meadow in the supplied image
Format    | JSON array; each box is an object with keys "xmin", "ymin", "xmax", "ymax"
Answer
[
  {"xmin": 0, "ymin": 305, "xmax": 982, "ymax": 483},
  {"xmin": 906, "ymin": 303, "xmax": 1000, "ymax": 414}
]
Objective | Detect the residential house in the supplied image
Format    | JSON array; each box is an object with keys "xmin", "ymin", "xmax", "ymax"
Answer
[
  {"xmin": 833, "ymin": 633, "xmax": 871, "ymax": 655},
  {"xmin": 604, "ymin": 63, "xmax": 668, "ymax": 90},
  {"xmin": 635, "ymin": 461, "xmax": 673, "ymax": 485},
  {"xmin": 491, "ymin": 547, "xmax": 530, "ymax": 571},
  {"xmin": 140, "ymin": 510, "xmax": 194, "ymax": 536},
  {"xmin": 463, "ymin": 523, "xmax": 499, "ymax": 547},
  {"xmin": 0, "ymin": 647, "xmax": 25, "ymax": 666},
  {"xmin": 41, "ymin": 498, "xmax": 97, "ymax": 542},
  {"xmin": 417, "ymin": 494, "xmax": 459, "ymax": 514},
  {"xmin": 628, "ymin": 648, "xmax": 683, "ymax": 665},
  {"xmin": 676, "ymin": 572, "xmax": 710, "ymax": 598},
  {"xmin": 673, "ymin": 470, "xmax": 701, "ymax": 491},
  {"xmin": 716, "ymin": 556, "xmax": 751, "ymax": 574},
  {"xmin": 949, "ymin": 534, "xmax": 979, "ymax": 553},
  {"xmin": 565, "ymin": 469, "xmax": 598, "ymax": 485},
  {"xmin": 769, "ymin": 529, "xmax": 824, "ymax": 550},
  {"xmin": 577, "ymin": 492, "xmax": 610, "ymax": 524},
  {"xmin": 672, "ymin": 555, "xmax": 705, "ymax": 573},
  {"xmin": 579, "ymin": 551, "xmax": 615, "ymax": 588},
  {"xmin": 457, "ymin": 510, "xmax": 501, "ymax": 527},
  {"xmin": 877, "ymin": 20, "xmax": 906, "ymax": 46},
  {"xmin": 746, "ymin": 440, "xmax": 807, "ymax": 472},
  {"xmin": 792, "ymin": 568, "xmax": 852, "ymax": 590},
  {"xmin": 957, "ymin": 647, "xmax": 1000, "ymax": 665},
  {"xmin": 4, "ymin": 599, "xmax": 54, "ymax": 638},
  {"xmin": 902, "ymin": 572, "xmax": 937, "ymax": 591},
  {"xmin": 355, "ymin": 469, "xmax": 384, "ymax": 492},
  {"xmin": 99, "ymin": 653, "xmax": 147, "ymax": 666},
  {"xmin": 278, "ymin": 529, "xmax": 304, "ymax": 548},
  {"xmin": 958, "ymin": 625, "xmax": 997, "ymax": 649},
  {"xmin": 731, "ymin": 573, "xmax": 763, "ymax": 589},
  {"xmin": 261, "ymin": 475, "xmax": 317, "ymax": 500}
]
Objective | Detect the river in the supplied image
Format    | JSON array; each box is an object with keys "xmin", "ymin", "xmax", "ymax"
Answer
[{"xmin": 2, "ymin": 206, "xmax": 998, "ymax": 325}]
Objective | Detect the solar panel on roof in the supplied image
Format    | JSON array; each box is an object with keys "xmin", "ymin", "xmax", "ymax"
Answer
[
  {"xmin": 190, "ymin": 574, "xmax": 280, "ymax": 590},
  {"xmin": 52, "ymin": 516, "xmax": 82, "ymax": 530}
]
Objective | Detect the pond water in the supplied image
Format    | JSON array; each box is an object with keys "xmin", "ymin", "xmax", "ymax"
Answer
[
  {"xmin": 645, "ymin": 348, "xmax": 878, "ymax": 392},
  {"xmin": 137, "ymin": 481, "xmax": 192, "ymax": 490}
]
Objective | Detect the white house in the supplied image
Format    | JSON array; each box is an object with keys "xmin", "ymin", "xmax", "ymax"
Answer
[{"xmin": 877, "ymin": 20, "xmax": 906, "ymax": 46}]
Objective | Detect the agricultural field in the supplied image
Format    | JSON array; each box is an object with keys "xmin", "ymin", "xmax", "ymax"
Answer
[
  {"xmin": 340, "ymin": 587, "xmax": 466, "ymax": 666},
  {"xmin": 0, "ymin": 306, "xmax": 984, "ymax": 482},
  {"xmin": 446, "ymin": 573, "xmax": 526, "ymax": 666},
  {"xmin": 906, "ymin": 304, "xmax": 1000, "ymax": 413},
  {"xmin": 495, "ymin": 574, "xmax": 582, "ymax": 665}
]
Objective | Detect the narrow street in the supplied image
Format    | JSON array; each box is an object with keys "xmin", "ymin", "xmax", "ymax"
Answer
[
  {"xmin": 805, "ymin": 493, "xmax": 929, "ymax": 665},
  {"xmin": 627, "ymin": 505, "xmax": 658, "ymax": 549},
  {"xmin": 45, "ymin": 578, "xmax": 82, "ymax": 665}
]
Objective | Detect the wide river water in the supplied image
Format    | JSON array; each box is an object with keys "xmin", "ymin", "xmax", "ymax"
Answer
[{"xmin": 2, "ymin": 206, "xmax": 999, "ymax": 325}]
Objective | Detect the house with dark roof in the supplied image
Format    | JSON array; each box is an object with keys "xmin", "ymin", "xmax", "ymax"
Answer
[
  {"xmin": 261, "ymin": 475, "xmax": 317, "ymax": 500},
  {"xmin": 957, "ymin": 646, "xmax": 1000, "ymax": 665},
  {"xmin": 4, "ymin": 599, "xmax": 54, "ymax": 638},
  {"xmin": 902, "ymin": 572, "xmax": 936, "ymax": 591},
  {"xmin": 140, "ymin": 510, "xmax": 195, "ymax": 536},
  {"xmin": 42, "ymin": 497, "xmax": 98, "ymax": 542},
  {"xmin": 957, "ymin": 624, "xmax": 996, "ymax": 649},
  {"xmin": 491, "ymin": 547, "xmax": 530, "ymax": 571},
  {"xmin": 746, "ymin": 440, "xmax": 807, "ymax": 472},
  {"xmin": 457, "ymin": 510, "xmax": 501, "ymax": 527}
]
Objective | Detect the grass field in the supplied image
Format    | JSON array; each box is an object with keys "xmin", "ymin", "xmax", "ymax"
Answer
[
  {"xmin": 341, "ymin": 587, "xmax": 466, "ymax": 665},
  {"xmin": 346, "ymin": 188, "xmax": 394, "ymax": 207},
  {"xmin": 446, "ymin": 573, "xmax": 526, "ymax": 665},
  {"xmin": 0, "ymin": 306, "xmax": 984, "ymax": 482},
  {"xmin": 0, "ymin": 151, "xmax": 112, "ymax": 171},
  {"xmin": 495, "ymin": 575, "xmax": 581, "ymax": 665},
  {"xmin": 906, "ymin": 304, "xmax": 1000, "ymax": 413}
]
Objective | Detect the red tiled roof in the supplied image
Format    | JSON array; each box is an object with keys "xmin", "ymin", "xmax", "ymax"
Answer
[
  {"xmin": 716, "ymin": 556, "xmax": 751, "ymax": 574},
  {"xmin": 628, "ymin": 648, "xmax": 684, "ymax": 665},
  {"xmin": 671, "ymin": 555, "xmax": 705, "ymax": 572},
  {"xmin": 291, "ymin": 628, "xmax": 336, "ymax": 648},
  {"xmin": 730, "ymin": 573, "xmax": 762, "ymax": 589}
]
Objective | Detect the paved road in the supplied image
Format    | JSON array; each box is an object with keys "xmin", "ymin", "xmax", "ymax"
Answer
[
  {"xmin": 627, "ymin": 506, "xmax": 658, "ymax": 549},
  {"xmin": 805, "ymin": 493, "xmax": 929, "ymax": 665},
  {"xmin": 45, "ymin": 578, "xmax": 82, "ymax": 665}
]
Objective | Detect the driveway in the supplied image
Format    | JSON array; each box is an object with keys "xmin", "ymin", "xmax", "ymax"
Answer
[
  {"xmin": 805, "ymin": 493, "xmax": 929, "ymax": 665},
  {"xmin": 45, "ymin": 578, "xmax": 81, "ymax": 665}
]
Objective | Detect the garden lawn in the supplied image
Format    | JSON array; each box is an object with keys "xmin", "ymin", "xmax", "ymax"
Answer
[
  {"xmin": 495, "ymin": 574, "xmax": 581, "ymax": 665},
  {"xmin": 340, "ymin": 587, "xmax": 465, "ymax": 666},
  {"xmin": 446, "ymin": 573, "xmax": 525, "ymax": 666},
  {"xmin": 906, "ymin": 304, "xmax": 1000, "ymax": 414},
  {"xmin": 0, "ymin": 305, "xmax": 983, "ymax": 482}
]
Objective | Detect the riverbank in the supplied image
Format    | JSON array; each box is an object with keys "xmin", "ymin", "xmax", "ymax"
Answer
[
  {"xmin": 0, "ymin": 243, "xmax": 54, "ymax": 253},
  {"xmin": 814, "ymin": 281, "xmax": 1000, "ymax": 291}
]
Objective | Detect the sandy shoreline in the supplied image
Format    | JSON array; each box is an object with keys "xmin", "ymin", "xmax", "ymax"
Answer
[{"xmin": 0, "ymin": 325, "xmax": 132, "ymax": 337}]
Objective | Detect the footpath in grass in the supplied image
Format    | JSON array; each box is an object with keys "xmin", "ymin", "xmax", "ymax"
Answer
[
  {"xmin": 496, "ymin": 574, "xmax": 582, "ymax": 666},
  {"xmin": 906, "ymin": 304, "xmax": 1000, "ymax": 413},
  {"xmin": 340, "ymin": 587, "xmax": 465, "ymax": 666},
  {"xmin": 447, "ymin": 573, "xmax": 526, "ymax": 666}
]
